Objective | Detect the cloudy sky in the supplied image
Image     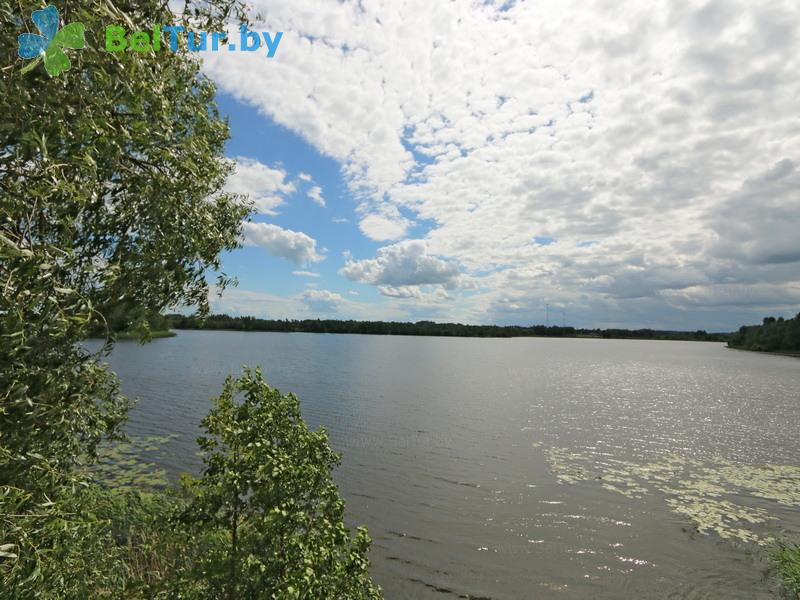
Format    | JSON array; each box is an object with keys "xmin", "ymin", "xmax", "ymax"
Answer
[{"xmin": 200, "ymin": 0, "xmax": 800, "ymax": 330}]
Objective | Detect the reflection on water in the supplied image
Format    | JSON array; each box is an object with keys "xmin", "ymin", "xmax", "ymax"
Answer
[{"xmin": 90, "ymin": 332, "xmax": 800, "ymax": 599}]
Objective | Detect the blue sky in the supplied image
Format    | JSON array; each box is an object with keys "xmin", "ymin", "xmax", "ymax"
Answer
[
  {"xmin": 201, "ymin": 0, "xmax": 800, "ymax": 331},
  {"xmin": 217, "ymin": 92, "xmax": 370, "ymax": 299}
]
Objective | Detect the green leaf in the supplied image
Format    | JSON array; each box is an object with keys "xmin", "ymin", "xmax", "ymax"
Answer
[
  {"xmin": 53, "ymin": 23, "xmax": 86, "ymax": 50},
  {"xmin": 0, "ymin": 232, "xmax": 32, "ymax": 257},
  {"xmin": 44, "ymin": 46, "xmax": 71, "ymax": 77}
]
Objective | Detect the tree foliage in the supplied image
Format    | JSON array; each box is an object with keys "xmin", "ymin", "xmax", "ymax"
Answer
[
  {"xmin": 1, "ymin": 2, "xmax": 381, "ymax": 597},
  {"xmin": 2, "ymin": 372, "xmax": 383, "ymax": 599},
  {"xmin": 728, "ymin": 314, "xmax": 800, "ymax": 353},
  {"xmin": 1, "ymin": 0, "xmax": 249, "ymax": 492},
  {"xmin": 176, "ymin": 369, "xmax": 381, "ymax": 599}
]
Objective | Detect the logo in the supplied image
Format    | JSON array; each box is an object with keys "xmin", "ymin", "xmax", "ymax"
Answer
[
  {"xmin": 14, "ymin": 4, "xmax": 281, "ymax": 76},
  {"xmin": 105, "ymin": 26, "xmax": 283, "ymax": 58},
  {"xmin": 18, "ymin": 5, "xmax": 85, "ymax": 77}
]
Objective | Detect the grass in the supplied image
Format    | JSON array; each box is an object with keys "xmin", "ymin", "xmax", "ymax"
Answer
[{"xmin": 774, "ymin": 544, "xmax": 800, "ymax": 598}]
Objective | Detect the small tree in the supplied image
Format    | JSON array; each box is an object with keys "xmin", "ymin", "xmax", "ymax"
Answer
[{"xmin": 178, "ymin": 369, "xmax": 382, "ymax": 599}]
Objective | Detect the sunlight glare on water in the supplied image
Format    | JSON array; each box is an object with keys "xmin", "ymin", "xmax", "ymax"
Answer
[{"xmin": 90, "ymin": 332, "xmax": 800, "ymax": 599}]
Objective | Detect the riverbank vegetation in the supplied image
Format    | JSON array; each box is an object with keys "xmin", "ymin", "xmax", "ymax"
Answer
[
  {"xmin": 167, "ymin": 313, "xmax": 729, "ymax": 342},
  {"xmin": 773, "ymin": 544, "xmax": 800, "ymax": 598},
  {"xmin": 1, "ymin": 1, "xmax": 381, "ymax": 597},
  {"xmin": 88, "ymin": 307, "xmax": 175, "ymax": 340},
  {"xmin": 109, "ymin": 329, "xmax": 176, "ymax": 340},
  {"xmin": 727, "ymin": 314, "xmax": 800, "ymax": 354}
]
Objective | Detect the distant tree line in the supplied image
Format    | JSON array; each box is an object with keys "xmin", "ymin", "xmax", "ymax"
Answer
[
  {"xmin": 728, "ymin": 314, "xmax": 800, "ymax": 353},
  {"xmin": 166, "ymin": 314, "xmax": 729, "ymax": 342}
]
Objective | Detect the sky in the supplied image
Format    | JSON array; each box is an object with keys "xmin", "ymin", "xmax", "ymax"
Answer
[{"xmin": 197, "ymin": 0, "xmax": 800, "ymax": 331}]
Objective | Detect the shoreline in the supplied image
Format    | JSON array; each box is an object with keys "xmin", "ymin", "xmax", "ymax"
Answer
[
  {"xmin": 170, "ymin": 326, "xmax": 728, "ymax": 343},
  {"xmin": 726, "ymin": 345, "xmax": 800, "ymax": 358},
  {"xmin": 88, "ymin": 330, "xmax": 177, "ymax": 340}
]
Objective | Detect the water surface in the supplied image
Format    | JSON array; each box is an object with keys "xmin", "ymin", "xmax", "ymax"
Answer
[{"xmin": 93, "ymin": 331, "xmax": 800, "ymax": 599}]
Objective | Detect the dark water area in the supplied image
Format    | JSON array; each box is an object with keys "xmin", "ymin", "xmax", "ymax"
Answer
[{"xmin": 89, "ymin": 331, "xmax": 800, "ymax": 599}]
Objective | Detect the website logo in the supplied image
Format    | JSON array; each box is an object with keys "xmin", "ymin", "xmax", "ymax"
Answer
[
  {"xmin": 18, "ymin": 5, "xmax": 85, "ymax": 77},
  {"xmin": 105, "ymin": 25, "xmax": 283, "ymax": 58},
  {"xmin": 14, "ymin": 5, "xmax": 281, "ymax": 77}
]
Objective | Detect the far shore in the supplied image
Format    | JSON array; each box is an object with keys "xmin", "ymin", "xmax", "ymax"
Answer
[{"xmin": 88, "ymin": 330, "xmax": 177, "ymax": 340}]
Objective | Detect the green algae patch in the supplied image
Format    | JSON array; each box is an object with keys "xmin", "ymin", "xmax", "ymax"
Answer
[
  {"xmin": 543, "ymin": 447, "xmax": 800, "ymax": 545},
  {"xmin": 80, "ymin": 434, "xmax": 179, "ymax": 492}
]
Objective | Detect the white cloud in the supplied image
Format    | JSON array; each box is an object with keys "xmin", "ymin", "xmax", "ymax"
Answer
[
  {"xmin": 209, "ymin": 287, "xmax": 302, "ymax": 319},
  {"xmin": 298, "ymin": 172, "xmax": 313, "ymax": 182},
  {"xmin": 208, "ymin": 286, "xmax": 342, "ymax": 319},
  {"xmin": 661, "ymin": 282, "xmax": 800, "ymax": 309},
  {"xmin": 203, "ymin": 0, "xmax": 800, "ymax": 328},
  {"xmin": 358, "ymin": 212, "xmax": 411, "ymax": 242},
  {"xmin": 209, "ymin": 285, "xmax": 408, "ymax": 321},
  {"xmin": 242, "ymin": 222, "xmax": 325, "ymax": 265},
  {"xmin": 307, "ymin": 185, "xmax": 326, "ymax": 207},
  {"xmin": 377, "ymin": 285, "xmax": 451, "ymax": 303},
  {"xmin": 224, "ymin": 157, "xmax": 295, "ymax": 215},
  {"xmin": 299, "ymin": 289, "xmax": 344, "ymax": 312},
  {"xmin": 292, "ymin": 270, "xmax": 321, "ymax": 278},
  {"xmin": 340, "ymin": 240, "xmax": 461, "ymax": 287}
]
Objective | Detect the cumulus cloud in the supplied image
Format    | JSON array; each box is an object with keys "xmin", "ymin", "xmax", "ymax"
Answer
[
  {"xmin": 340, "ymin": 240, "xmax": 462, "ymax": 288},
  {"xmin": 298, "ymin": 172, "xmax": 313, "ymax": 182},
  {"xmin": 224, "ymin": 157, "xmax": 295, "ymax": 215},
  {"xmin": 358, "ymin": 212, "xmax": 411, "ymax": 242},
  {"xmin": 308, "ymin": 185, "xmax": 326, "ymax": 207},
  {"xmin": 203, "ymin": 0, "xmax": 800, "ymax": 327},
  {"xmin": 377, "ymin": 285, "xmax": 451, "ymax": 303},
  {"xmin": 242, "ymin": 222, "xmax": 325, "ymax": 265},
  {"xmin": 299, "ymin": 289, "xmax": 344, "ymax": 312}
]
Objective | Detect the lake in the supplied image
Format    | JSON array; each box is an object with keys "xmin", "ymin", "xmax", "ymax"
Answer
[{"xmin": 91, "ymin": 331, "xmax": 800, "ymax": 599}]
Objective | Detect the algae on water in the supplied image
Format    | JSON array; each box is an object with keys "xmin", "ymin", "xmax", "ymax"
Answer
[
  {"xmin": 81, "ymin": 434, "xmax": 179, "ymax": 491},
  {"xmin": 543, "ymin": 447, "xmax": 800, "ymax": 545}
]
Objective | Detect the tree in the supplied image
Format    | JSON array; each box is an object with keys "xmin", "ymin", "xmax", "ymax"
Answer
[
  {"xmin": 1, "ymin": 0, "xmax": 250, "ymax": 490},
  {"xmin": 728, "ymin": 314, "xmax": 800, "ymax": 352},
  {"xmin": 2, "ymin": 4, "xmax": 382, "ymax": 597},
  {"xmin": 1, "ymin": 0, "xmax": 248, "ymax": 593},
  {"xmin": 175, "ymin": 369, "xmax": 382, "ymax": 600}
]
